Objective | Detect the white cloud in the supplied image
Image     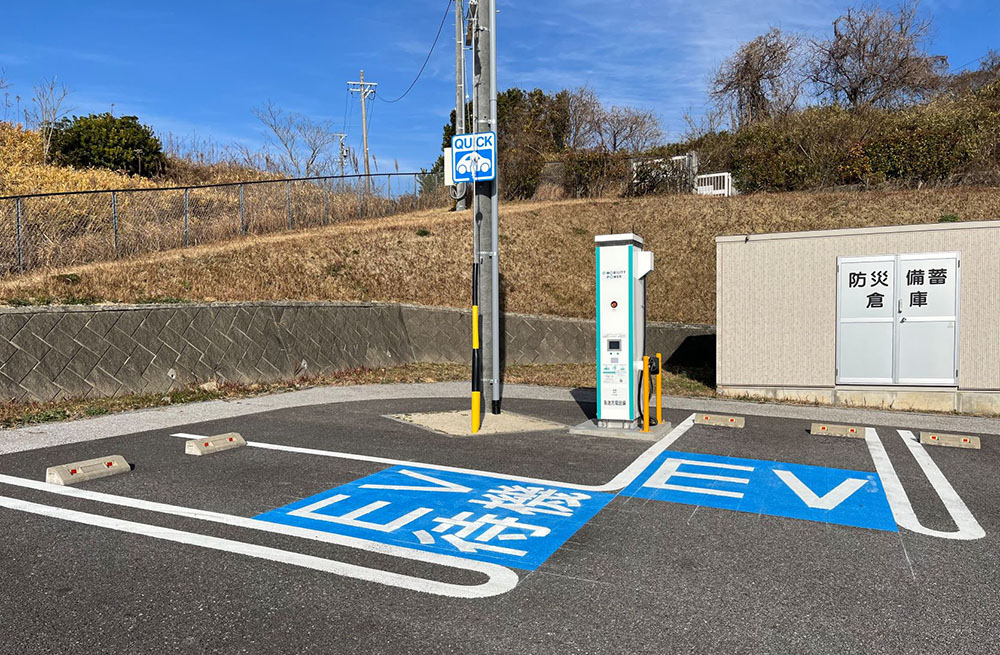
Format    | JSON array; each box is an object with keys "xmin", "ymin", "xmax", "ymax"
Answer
[{"xmin": 495, "ymin": 0, "xmax": 907, "ymax": 138}]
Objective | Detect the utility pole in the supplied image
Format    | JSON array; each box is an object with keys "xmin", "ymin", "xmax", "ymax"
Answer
[
  {"xmin": 471, "ymin": 0, "xmax": 501, "ymax": 417},
  {"xmin": 348, "ymin": 70, "xmax": 377, "ymax": 189},
  {"xmin": 454, "ymin": 0, "xmax": 467, "ymax": 211}
]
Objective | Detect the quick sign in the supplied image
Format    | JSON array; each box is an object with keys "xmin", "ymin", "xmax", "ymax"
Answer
[
  {"xmin": 621, "ymin": 450, "xmax": 896, "ymax": 531},
  {"xmin": 256, "ymin": 465, "xmax": 612, "ymax": 570},
  {"xmin": 450, "ymin": 131, "xmax": 496, "ymax": 183}
]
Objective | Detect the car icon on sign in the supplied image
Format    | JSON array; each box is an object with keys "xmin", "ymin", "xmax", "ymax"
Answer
[{"xmin": 456, "ymin": 152, "xmax": 492, "ymax": 177}]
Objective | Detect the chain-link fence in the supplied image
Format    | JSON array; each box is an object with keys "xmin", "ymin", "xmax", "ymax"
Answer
[{"xmin": 0, "ymin": 172, "xmax": 448, "ymax": 274}]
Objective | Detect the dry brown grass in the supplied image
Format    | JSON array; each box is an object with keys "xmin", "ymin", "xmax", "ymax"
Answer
[
  {"xmin": 0, "ymin": 123, "xmax": 159, "ymax": 197},
  {"xmin": 2, "ymin": 188, "xmax": 998, "ymax": 324}
]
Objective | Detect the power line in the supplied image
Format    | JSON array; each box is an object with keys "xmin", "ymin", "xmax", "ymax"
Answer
[
  {"xmin": 342, "ymin": 89, "xmax": 351, "ymax": 136},
  {"xmin": 378, "ymin": 0, "xmax": 453, "ymax": 103},
  {"xmin": 366, "ymin": 92, "xmax": 376, "ymax": 136},
  {"xmin": 951, "ymin": 51, "xmax": 995, "ymax": 73}
]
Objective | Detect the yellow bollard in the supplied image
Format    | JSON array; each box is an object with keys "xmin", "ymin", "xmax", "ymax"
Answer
[
  {"xmin": 471, "ymin": 304, "xmax": 481, "ymax": 434},
  {"xmin": 656, "ymin": 352, "xmax": 663, "ymax": 426},
  {"xmin": 642, "ymin": 356, "xmax": 650, "ymax": 432},
  {"xmin": 472, "ymin": 391, "xmax": 481, "ymax": 433}
]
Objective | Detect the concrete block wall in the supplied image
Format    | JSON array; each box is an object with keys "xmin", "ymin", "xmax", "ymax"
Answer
[
  {"xmin": 0, "ymin": 301, "xmax": 715, "ymax": 402},
  {"xmin": 399, "ymin": 304, "xmax": 715, "ymax": 368}
]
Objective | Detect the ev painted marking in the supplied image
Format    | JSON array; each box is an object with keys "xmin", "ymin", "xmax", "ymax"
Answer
[
  {"xmin": 288, "ymin": 495, "xmax": 434, "ymax": 533},
  {"xmin": 773, "ymin": 470, "xmax": 869, "ymax": 510},
  {"xmin": 622, "ymin": 450, "xmax": 896, "ymax": 531},
  {"xmin": 256, "ymin": 465, "xmax": 613, "ymax": 570},
  {"xmin": 360, "ymin": 469, "xmax": 472, "ymax": 493},
  {"xmin": 645, "ymin": 458, "xmax": 753, "ymax": 499}
]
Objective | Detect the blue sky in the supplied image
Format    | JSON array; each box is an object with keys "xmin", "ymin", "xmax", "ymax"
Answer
[{"xmin": 0, "ymin": 0, "xmax": 996, "ymax": 174}]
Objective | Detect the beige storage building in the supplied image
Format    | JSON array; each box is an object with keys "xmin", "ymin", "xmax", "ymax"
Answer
[{"xmin": 716, "ymin": 220, "xmax": 1000, "ymax": 413}]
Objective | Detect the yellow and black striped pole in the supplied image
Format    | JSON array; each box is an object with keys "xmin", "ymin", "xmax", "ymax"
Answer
[{"xmin": 471, "ymin": 261, "xmax": 482, "ymax": 433}]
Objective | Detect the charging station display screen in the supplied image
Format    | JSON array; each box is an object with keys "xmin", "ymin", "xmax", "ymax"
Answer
[{"xmin": 607, "ymin": 339, "xmax": 621, "ymax": 351}]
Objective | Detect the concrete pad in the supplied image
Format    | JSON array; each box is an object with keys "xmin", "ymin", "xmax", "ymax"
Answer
[
  {"xmin": 386, "ymin": 410, "xmax": 567, "ymax": 437},
  {"xmin": 569, "ymin": 419, "xmax": 672, "ymax": 441},
  {"xmin": 45, "ymin": 455, "xmax": 130, "ymax": 485},
  {"xmin": 184, "ymin": 432, "xmax": 247, "ymax": 456}
]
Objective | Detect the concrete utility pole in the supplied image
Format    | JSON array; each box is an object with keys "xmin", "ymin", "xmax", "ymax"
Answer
[
  {"xmin": 348, "ymin": 71, "xmax": 378, "ymax": 186},
  {"xmin": 454, "ymin": 0, "xmax": 467, "ymax": 211},
  {"xmin": 472, "ymin": 0, "xmax": 501, "ymax": 416}
]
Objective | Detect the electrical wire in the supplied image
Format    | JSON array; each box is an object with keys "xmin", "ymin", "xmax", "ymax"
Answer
[
  {"xmin": 951, "ymin": 51, "xmax": 994, "ymax": 73},
  {"xmin": 345, "ymin": 90, "xmax": 353, "ymax": 139},
  {"xmin": 366, "ymin": 92, "xmax": 375, "ymax": 135},
  {"xmin": 342, "ymin": 90, "xmax": 351, "ymax": 136},
  {"xmin": 377, "ymin": 0, "xmax": 453, "ymax": 103}
]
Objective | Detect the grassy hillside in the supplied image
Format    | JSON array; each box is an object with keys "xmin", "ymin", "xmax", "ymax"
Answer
[
  {"xmin": 0, "ymin": 123, "xmax": 161, "ymax": 197},
  {"xmin": 1, "ymin": 187, "xmax": 998, "ymax": 325},
  {"xmin": 0, "ymin": 122, "xmax": 275, "ymax": 198}
]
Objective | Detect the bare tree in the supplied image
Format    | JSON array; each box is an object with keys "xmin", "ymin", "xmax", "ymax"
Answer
[
  {"xmin": 681, "ymin": 106, "xmax": 726, "ymax": 140},
  {"xmin": 24, "ymin": 77, "xmax": 72, "ymax": 162},
  {"xmin": 593, "ymin": 105, "xmax": 662, "ymax": 154},
  {"xmin": 252, "ymin": 101, "xmax": 342, "ymax": 177},
  {"xmin": 712, "ymin": 28, "xmax": 802, "ymax": 130},
  {"xmin": 565, "ymin": 86, "xmax": 601, "ymax": 151},
  {"xmin": 808, "ymin": 1, "xmax": 947, "ymax": 108},
  {"xmin": 946, "ymin": 50, "xmax": 1000, "ymax": 96},
  {"xmin": 0, "ymin": 70, "xmax": 10, "ymax": 122}
]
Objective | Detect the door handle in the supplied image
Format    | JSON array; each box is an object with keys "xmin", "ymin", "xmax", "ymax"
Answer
[{"xmin": 898, "ymin": 299, "xmax": 902, "ymax": 313}]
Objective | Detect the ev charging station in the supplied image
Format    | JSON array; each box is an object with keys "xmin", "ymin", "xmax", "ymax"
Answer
[{"xmin": 594, "ymin": 234, "xmax": 656, "ymax": 430}]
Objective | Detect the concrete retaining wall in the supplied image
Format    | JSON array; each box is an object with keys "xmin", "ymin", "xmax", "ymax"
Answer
[{"xmin": 0, "ymin": 302, "xmax": 715, "ymax": 402}]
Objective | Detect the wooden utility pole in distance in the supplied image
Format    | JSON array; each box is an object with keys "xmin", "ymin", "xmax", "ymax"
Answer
[{"xmin": 348, "ymin": 70, "xmax": 378, "ymax": 187}]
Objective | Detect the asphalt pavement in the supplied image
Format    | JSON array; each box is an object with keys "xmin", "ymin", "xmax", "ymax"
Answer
[{"xmin": 0, "ymin": 387, "xmax": 996, "ymax": 654}]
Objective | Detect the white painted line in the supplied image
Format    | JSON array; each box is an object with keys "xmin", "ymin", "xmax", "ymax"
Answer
[
  {"xmin": 0, "ymin": 474, "xmax": 518, "ymax": 598},
  {"xmin": 170, "ymin": 413, "xmax": 697, "ymax": 493},
  {"xmin": 864, "ymin": 428, "xmax": 985, "ymax": 540}
]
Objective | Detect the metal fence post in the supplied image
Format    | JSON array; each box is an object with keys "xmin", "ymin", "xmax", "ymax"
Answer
[
  {"xmin": 286, "ymin": 180, "xmax": 293, "ymax": 229},
  {"xmin": 357, "ymin": 177, "xmax": 362, "ymax": 219},
  {"xmin": 15, "ymin": 197, "xmax": 23, "ymax": 272},
  {"xmin": 183, "ymin": 188, "xmax": 190, "ymax": 246},
  {"xmin": 111, "ymin": 191, "xmax": 119, "ymax": 258},
  {"xmin": 322, "ymin": 185, "xmax": 329, "ymax": 226},
  {"xmin": 239, "ymin": 183, "xmax": 246, "ymax": 235}
]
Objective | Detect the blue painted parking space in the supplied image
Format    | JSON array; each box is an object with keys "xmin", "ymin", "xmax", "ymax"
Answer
[
  {"xmin": 621, "ymin": 450, "xmax": 897, "ymax": 532},
  {"xmin": 255, "ymin": 465, "xmax": 614, "ymax": 570}
]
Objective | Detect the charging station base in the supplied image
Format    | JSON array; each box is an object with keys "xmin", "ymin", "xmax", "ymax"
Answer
[{"xmin": 568, "ymin": 419, "xmax": 672, "ymax": 442}]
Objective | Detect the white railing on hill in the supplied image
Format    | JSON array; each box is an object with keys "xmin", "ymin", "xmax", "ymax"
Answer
[{"xmin": 695, "ymin": 172, "xmax": 736, "ymax": 197}]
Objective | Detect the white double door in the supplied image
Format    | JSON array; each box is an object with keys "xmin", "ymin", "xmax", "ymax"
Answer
[{"xmin": 837, "ymin": 252, "xmax": 960, "ymax": 386}]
